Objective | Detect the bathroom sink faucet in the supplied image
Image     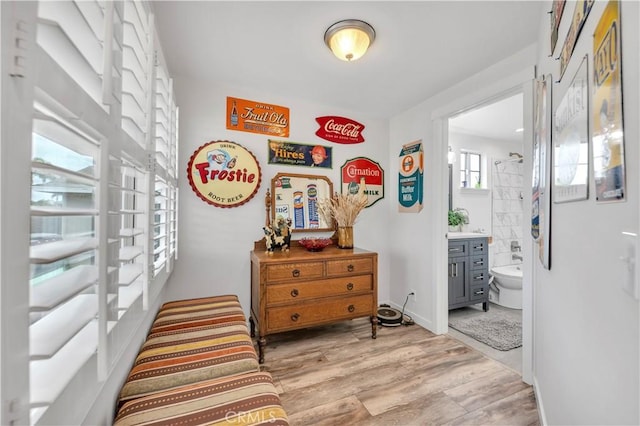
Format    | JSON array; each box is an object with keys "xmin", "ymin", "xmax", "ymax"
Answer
[{"xmin": 512, "ymin": 253, "xmax": 523, "ymax": 261}]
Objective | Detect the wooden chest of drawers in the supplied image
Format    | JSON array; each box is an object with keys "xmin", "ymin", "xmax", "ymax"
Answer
[{"xmin": 250, "ymin": 246, "xmax": 378, "ymax": 363}]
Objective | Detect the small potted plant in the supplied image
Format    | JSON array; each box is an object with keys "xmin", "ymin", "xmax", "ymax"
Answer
[{"xmin": 448, "ymin": 210, "xmax": 465, "ymax": 232}]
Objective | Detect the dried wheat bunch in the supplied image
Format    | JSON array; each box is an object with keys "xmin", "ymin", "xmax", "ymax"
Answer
[{"xmin": 318, "ymin": 191, "xmax": 368, "ymax": 227}]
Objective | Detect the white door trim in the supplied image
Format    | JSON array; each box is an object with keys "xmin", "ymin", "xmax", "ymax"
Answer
[{"xmin": 430, "ymin": 67, "xmax": 535, "ymax": 384}]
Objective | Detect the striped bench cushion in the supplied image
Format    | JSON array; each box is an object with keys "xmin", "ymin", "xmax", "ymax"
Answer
[
  {"xmin": 114, "ymin": 372, "xmax": 288, "ymax": 426},
  {"xmin": 118, "ymin": 296, "xmax": 259, "ymax": 404},
  {"xmin": 151, "ymin": 295, "xmax": 247, "ymax": 334}
]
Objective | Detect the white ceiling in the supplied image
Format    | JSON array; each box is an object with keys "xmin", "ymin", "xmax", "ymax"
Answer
[
  {"xmin": 449, "ymin": 92, "xmax": 524, "ymax": 143},
  {"xmin": 152, "ymin": 1, "xmax": 541, "ymax": 125}
]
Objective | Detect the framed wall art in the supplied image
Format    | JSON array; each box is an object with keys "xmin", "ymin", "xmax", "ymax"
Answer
[
  {"xmin": 592, "ymin": 0, "xmax": 625, "ymax": 202},
  {"xmin": 559, "ymin": 0, "xmax": 595, "ymax": 80},
  {"xmin": 532, "ymin": 75, "xmax": 552, "ymax": 269},
  {"xmin": 550, "ymin": 0, "xmax": 566, "ymax": 55},
  {"xmin": 553, "ymin": 55, "xmax": 589, "ymax": 203}
]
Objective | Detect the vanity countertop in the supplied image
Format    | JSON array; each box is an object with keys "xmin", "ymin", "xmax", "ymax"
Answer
[{"xmin": 447, "ymin": 232, "xmax": 490, "ymax": 240}]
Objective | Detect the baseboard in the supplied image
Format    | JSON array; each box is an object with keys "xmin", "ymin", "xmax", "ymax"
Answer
[
  {"xmin": 533, "ymin": 375, "xmax": 547, "ymax": 426},
  {"xmin": 383, "ymin": 300, "xmax": 434, "ymax": 332}
]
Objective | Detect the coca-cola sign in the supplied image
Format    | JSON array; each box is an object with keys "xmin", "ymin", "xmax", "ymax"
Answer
[{"xmin": 315, "ymin": 116, "xmax": 365, "ymax": 144}]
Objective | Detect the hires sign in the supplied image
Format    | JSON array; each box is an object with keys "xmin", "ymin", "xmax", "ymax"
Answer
[{"xmin": 315, "ymin": 116, "xmax": 365, "ymax": 144}]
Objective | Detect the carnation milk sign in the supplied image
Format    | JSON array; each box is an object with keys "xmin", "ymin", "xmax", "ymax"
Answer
[
  {"xmin": 340, "ymin": 157, "xmax": 384, "ymax": 207},
  {"xmin": 398, "ymin": 141, "xmax": 423, "ymax": 213}
]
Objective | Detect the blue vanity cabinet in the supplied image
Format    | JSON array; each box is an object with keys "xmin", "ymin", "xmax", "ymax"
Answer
[{"xmin": 448, "ymin": 237, "xmax": 489, "ymax": 311}]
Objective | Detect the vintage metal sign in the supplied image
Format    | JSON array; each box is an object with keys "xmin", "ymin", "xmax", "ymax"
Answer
[
  {"xmin": 559, "ymin": 0, "xmax": 594, "ymax": 80},
  {"xmin": 554, "ymin": 55, "xmax": 589, "ymax": 203},
  {"xmin": 315, "ymin": 116, "xmax": 365, "ymax": 144},
  {"xmin": 398, "ymin": 141, "xmax": 423, "ymax": 213},
  {"xmin": 187, "ymin": 140, "xmax": 261, "ymax": 208},
  {"xmin": 340, "ymin": 157, "xmax": 384, "ymax": 208},
  {"xmin": 268, "ymin": 139, "xmax": 332, "ymax": 169},
  {"xmin": 550, "ymin": 0, "xmax": 566, "ymax": 55},
  {"xmin": 593, "ymin": 0, "xmax": 625, "ymax": 202},
  {"xmin": 227, "ymin": 97, "xmax": 290, "ymax": 137}
]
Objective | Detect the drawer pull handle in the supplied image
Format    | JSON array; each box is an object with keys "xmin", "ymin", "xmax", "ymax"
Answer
[
  {"xmin": 475, "ymin": 290, "xmax": 484, "ymax": 295},
  {"xmin": 449, "ymin": 247, "xmax": 463, "ymax": 253},
  {"xmin": 346, "ymin": 283, "xmax": 354, "ymax": 291},
  {"xmin": 449, "ymin": 263, "xmax": 458, "ymax": 278},
  {"xmin": 290, "ymin": 313, "xmax": 300, "ymax": 322},
  {"xmin": 473, "ymin": 245, "xmax": 484, "ymax": 250},
  {"xmin": 290, "ymin": 289, "xmax": 299, "ymax": 297},
  {"xmin": 348, "ymin": 305, "xmax": 355, "ymax": 313},
  {"xmin": 474, "ymin": 260, "xmax": 484, "ymax": 266},
  {"xmin": 347, "ymin": 264, "xmax": 354, "ymax": 272},
  {"xmin": 292, "ymin": 269, "xmax": 300, "ymax": 277},
  {"xmin": 474, "ymin": 274, "xmax": 484, "ymax": 280}
]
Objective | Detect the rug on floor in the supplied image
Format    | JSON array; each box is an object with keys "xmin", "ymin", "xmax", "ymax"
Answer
[{"xmin": 448, "ymin": 306, "xmax": 522, "ymax": 351}]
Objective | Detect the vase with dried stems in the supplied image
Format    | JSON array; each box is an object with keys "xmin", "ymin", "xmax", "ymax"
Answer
[{"xmin": 318, "ymin": 181, "xmax": 368, "ymax": 249}]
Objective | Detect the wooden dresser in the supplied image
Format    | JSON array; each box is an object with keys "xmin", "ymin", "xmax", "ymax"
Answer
[{"xmin": 250, "ymin": 246, "xmax": 378, "ymax": 363}]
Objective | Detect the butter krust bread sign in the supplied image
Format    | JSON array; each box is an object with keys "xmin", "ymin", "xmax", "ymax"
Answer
[{"xmin": 187, "ymin": 140, "xmax": 262, "ymax": 208}]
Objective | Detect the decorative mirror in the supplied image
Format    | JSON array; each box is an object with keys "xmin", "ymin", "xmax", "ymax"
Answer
[{"xmin": 267, "ymin": 173, "xmax": 334, "ymax": 232}]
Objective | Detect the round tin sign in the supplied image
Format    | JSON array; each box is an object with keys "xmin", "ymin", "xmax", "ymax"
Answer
[{"xmin": 187, "ymin": 140, "xmax": 261, "ymax": 208}]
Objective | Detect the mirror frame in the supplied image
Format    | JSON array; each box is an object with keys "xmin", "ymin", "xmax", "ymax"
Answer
[{"xmin": 268, "ymin": 172, "xmax": 334, "ymax": 232}]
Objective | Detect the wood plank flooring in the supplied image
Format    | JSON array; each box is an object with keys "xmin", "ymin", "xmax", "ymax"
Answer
[{"xmin": 257, "ymin": 318, "xmax": 539, "ymax": 426}]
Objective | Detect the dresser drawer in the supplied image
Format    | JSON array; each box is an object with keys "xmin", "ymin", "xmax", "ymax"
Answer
[
  {"xmin": 266, "ymin": 275, "xmax": 372, "ymax": 304},
  {"xmin": 448, "ymin": 241, "xmax": 468, "ymax": 257},
  {"xmin": 326, "ymin": 258, "xmax": 373, "ymax": 276},
  {"xmin": 266, "ymin": 294, "xmax": 373, "ymax": 331},
  {"xmin": 470, "ymin": 254, "xmax": 487, "ymax": 270},
  {"xmin": 470, "ymin": 270, "xmax": 488, "ymax": 285},
  {"xmin": 470, "ymin": 239, "xmax": 488, "ymax": 254},
  {"xmin": 265, "ymin": 261, "xmax": 324, "ymax": 282},
  {"xmin": 470, "ymin": 284, "xmax": 488, "ymax": 302}
]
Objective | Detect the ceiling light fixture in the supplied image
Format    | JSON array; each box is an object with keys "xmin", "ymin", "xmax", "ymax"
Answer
[{"xmin": 324, "ymin": 19, "xmax": 375, "ymax": 62}]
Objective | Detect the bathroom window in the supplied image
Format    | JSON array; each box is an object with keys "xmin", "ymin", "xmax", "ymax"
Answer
[{"xmin": 460, "ymin": 151, "xmax": 483, "ymax": 188}]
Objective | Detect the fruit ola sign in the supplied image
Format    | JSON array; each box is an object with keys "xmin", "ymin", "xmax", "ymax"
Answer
[
  {"xmin": 340, "ymin": 157, "xmax": 384, "ymax": 208},
  {"xmin": 315, "ymin": 116, "xmax": 365, "ymax": 144}
]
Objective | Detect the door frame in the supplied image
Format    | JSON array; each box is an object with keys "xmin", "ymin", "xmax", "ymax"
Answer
[{"xmin": 431, "ymin": 68, "xmax": 535, "ymax": 384}]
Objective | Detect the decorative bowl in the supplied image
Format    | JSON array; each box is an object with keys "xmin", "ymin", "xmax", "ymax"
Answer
[{"xmin": 298, "ymin": 238, "xmax": 332, "ymax": 252}]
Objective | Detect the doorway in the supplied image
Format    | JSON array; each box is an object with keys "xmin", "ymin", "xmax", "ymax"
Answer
[
  {"xmin": 433, "ymin": 78, "xmax": 534, "ymax": 384},
  {"xmin": 446, "ymin": 92, "xmax": 525, "ymax": 374}
]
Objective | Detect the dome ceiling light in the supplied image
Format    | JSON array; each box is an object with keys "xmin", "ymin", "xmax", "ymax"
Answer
[{"xmin": 324, "ymin": 19, "xmax": 376, "ymax": 62}]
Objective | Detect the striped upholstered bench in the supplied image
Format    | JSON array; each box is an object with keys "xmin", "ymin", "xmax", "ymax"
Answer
[
  {"xmin": 114, "ymin": 372, "xmax": 288, "ymax": 426},
  {"xmin": 115, "ymin": 295, "xmax": 288, "ymax": 425}
]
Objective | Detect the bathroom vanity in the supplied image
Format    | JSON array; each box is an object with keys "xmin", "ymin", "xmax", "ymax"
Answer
[{"xmin": 447, "ymin": 234, "xmax": 489, "ymax": 311}]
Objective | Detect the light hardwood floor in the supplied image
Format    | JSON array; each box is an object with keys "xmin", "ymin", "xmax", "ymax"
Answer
[{"xmin": 258, "ymin": 318, "xmax": 539, "ymax": 426}]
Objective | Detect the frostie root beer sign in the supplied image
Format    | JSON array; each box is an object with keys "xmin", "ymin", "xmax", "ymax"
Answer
[{"xmin": 187, "ymin": 140, "xmax": 261, "ymax": 208}]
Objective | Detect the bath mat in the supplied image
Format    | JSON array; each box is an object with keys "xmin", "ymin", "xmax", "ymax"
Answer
[{"xmin": 448, "ymin": 306, "xmax": 522, "ymax": 351}]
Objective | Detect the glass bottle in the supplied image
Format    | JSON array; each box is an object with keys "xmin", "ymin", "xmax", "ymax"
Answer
[{"xmin": 230, "ymin": 100, "xmax": 238, "ymax": 126}]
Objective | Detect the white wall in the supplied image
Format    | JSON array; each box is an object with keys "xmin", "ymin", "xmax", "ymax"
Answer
[
  {"xmin": 532, "ymin": 1, "xmax": 639, "ymax": 424},
  {"xmin": 449, "ymin": 131, "xmax": 522, "ymax": 233},
  {"xmin": 166, "ymin": 80, "xmax": 391, "ymax": 318}
]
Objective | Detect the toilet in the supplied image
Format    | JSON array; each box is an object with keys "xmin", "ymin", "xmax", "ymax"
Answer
[{"xmin": 489, "ymin": 264, "xmax": 523, "ymax": 309}]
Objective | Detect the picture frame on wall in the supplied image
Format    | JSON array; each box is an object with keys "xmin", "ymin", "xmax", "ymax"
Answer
[
  {"xmin": 532, "ymin": 75, "xmax": 552, "ymax": 270},
  {"xmin": 592, "ymin": 0, "xmax": 625, "ymax": 202},
  {"xmin": 550, "ymin": 0, "xmax": 567, "ymax": 55},
  {"xmin": 553, "ymin": 55, "xmax": 589, "ymax": 203},
  {"xmin": 559, "ymin": 0, "xmax": 595, "ymax": 80}
]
